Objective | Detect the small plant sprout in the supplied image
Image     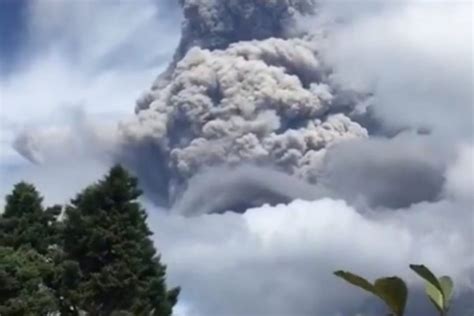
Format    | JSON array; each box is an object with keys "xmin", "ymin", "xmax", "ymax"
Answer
[
  {"xmin": 334, "ymin": 270, "xmax": 408, "ymax": 316},
  {"xmin": 409, "ymin": 264, "xmax": 454, "ymax": 316}
]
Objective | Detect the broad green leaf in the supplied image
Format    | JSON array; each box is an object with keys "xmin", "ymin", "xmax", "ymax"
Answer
[
  {"xmin": 428, "ymin": 297, "xmax": 443, "ymax": 313},
  {"xmin": 409, "ymin": 264, "xmax": 443, "ymax": 293},
  {"xmin": 334, "ymin": 270, "xmax": 377, "ymax": 295},
  {"xmin": 374, "ymin": 277, "xmax": 408, "ymax": 316},
  {"xmin": 334, "ymin": 271, "xmax": 407, "ymax": 316},
  {"xmin": 426, "ymin": 281, "xmax": 444, "ymax": 312},
  {"xmin": 439, "ymin": 276, "xmax": 454, "ymax": 307}
]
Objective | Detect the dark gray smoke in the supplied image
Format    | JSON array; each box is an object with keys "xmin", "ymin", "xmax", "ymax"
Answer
[
  {"xmin": 320, "ymin": 135, "xmax": 450, "ymax": 209},
  {"xmin": 177, "ymin": 0, "xmax": 315, "ymax": 56},
  {"xmin": 155, "ymin": 0, "xmax": 318, "ymax": 86},
  {"xmin": 172, "ymin": 164, "xmax": 333, "ymax": 215}
]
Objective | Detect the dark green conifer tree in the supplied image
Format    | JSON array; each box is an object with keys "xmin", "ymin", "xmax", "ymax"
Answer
[
  {"xmin": 0, "ymin": 182, "xmax": 61, "ymax": 254},
  {"xmin": 0, "ymin": 182, "xmax": 61, "ymax": 315},
  {"xmin": 61, "ymin": 165, "xmax": 179, "ymax": 315},
  {"xmin": 0, "ymin": 246, "xmax": 58, "ymax": 315}
]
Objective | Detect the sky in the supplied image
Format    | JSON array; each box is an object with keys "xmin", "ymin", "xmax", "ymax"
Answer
[
  {"xmin": 0, "ymin": 1, "xmax": 473, "ymax": 316},
  {"xmin": 0, "ymin": 0, "xmax": 180, "ymax": 199},
  {"xmin": 0, "ymin": 0, "xmax": 28, "ymax": 73}
]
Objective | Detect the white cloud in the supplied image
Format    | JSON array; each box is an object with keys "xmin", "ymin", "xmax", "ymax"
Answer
[
  {"xmin": 151, "ymin": 197, "xmax": 473, "ymax": 316},
  {"xmin": 320, "ymin": 1, "xmax": 473, "ymax": 137},
  {"xmin": 445, "ymin": 144, "xmax": 474, "ymax": 202}
]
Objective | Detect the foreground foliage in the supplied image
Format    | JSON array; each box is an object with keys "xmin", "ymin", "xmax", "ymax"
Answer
[
  {"xmin": 0, "ymin": 182, "xmax": 60, "ymax": 254},
  {"xmin": 409, "ymin": 264, "xmax": 454, "ymax": 316},
  {"xmin": 335, "ymin": 265, "xmax": 454, "ymax": 316},
  {"xmin": 0, "ymin": 246, "xmax": 58, "ymax": 315},
  {"xmin": 61, "ymin": 165, "xmax": 179, "ymax": 315},
  {"xmin": 0, "ymin": 165, "xmax": 179, "ymax": 316},
  {"xmin": 334, "ymin": 270, "xmax": 407, "ymax": 316}
]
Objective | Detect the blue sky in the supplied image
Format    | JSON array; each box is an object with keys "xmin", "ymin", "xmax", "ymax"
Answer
[{"xmin": 0, "ymin": 0, "xmax": 29, "ymax": 75}]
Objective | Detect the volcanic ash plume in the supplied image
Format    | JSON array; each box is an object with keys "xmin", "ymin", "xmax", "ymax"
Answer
[{"xmin": 119, "ymin": 0, "xmax": 369, "ymax": 210}]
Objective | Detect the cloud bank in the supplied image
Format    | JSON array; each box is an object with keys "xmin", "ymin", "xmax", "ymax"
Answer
[
  {"xmin": 1, "ymin": 0, "xmax": 473, "ymax": 315},
  {"xmin": 151, "ymin": 151, "xmax": 474, "ymax": 315},
  {"xmin": 318, "ymin": 0, "xmax": 473, "ymax": 137}
]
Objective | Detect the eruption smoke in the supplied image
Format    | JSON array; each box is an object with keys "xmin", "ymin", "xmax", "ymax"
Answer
[
  {"xmin": 11, "ymin": 0, "xmax": 464, "ymax": 217},
  {"xmin": 119, "ymin": 0, "xmax": 369, "ymax": 212}
]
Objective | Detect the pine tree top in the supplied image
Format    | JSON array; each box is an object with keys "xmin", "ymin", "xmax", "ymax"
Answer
[
  {"xmin": 0, "ymin": 182, "xmax": 60, "ymax": 254},
  {"xmin": 3, "ymin": 182, "xmax": 43, "ymax": 218},
  {"xmin": 61, "ymin": 164, "xmax": 179, "ymax": 315}
]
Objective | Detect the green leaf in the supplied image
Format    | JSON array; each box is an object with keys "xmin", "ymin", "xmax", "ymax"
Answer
[
  {"xmin": 374, "ymin": 277, "xmax": 408, "ymax": 316},
  {"xmin": 439, "ymin": 276, "xmax": 454, "ymax": 308},
  {"xmin": 334, "ymin": 270, "xmax": 377, "ymax": 295},
  {"xmin": 426, "ymin": 281, "xmax": 444, "ymax": 312},
  {"xmin": 334, "ymin": 271, "xmax": 407, "ymax": 316},
  {"xmin": 410, "ymin": 264, "xmax": 455, "ymax": 313},
  {"xmin": 409, "ymin": 264, "xmax": 443, "ymax": 293}
]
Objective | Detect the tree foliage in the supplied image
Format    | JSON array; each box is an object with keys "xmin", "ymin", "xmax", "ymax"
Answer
[
  {"xmin": 0, "ymin": 246, "xmax": 58, "ymax": 315},
  {"xmin": 0, "ymin": 182, "xmax": 60, "ymax": 254},
  {"xmin": 0, "ymin": 165, "xmax": 179, "ymax": 315},
  {"xmin": 60, "ymin": 165, "xmax": 179, "ymax": 315},
  {"xmin": 0, "ymin": 182, "xmax": 61, "ymax": 315}
]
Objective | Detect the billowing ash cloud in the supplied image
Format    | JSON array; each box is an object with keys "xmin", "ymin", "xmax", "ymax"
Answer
[{"xmin": 119, "ymin": 0, "xmax": 369, "ymax": 208}]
